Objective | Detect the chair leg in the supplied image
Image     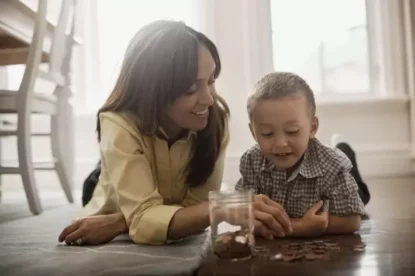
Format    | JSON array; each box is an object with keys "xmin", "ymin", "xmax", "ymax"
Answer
[
  {"xmin": 51, "ymin": 114, "xmax": 74, "ymax": 203},
  {"xmin": 17, "ymin": 116, "xmax": 43, "ymax": 215}
]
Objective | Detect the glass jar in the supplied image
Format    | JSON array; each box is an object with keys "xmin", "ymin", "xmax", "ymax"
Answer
[{"xmin": 208, "ymin": 190, "xmax": 255, "ymax": 260}]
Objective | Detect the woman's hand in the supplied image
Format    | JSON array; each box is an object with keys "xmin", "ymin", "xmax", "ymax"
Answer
[
  {"xmin": 58, "ymin": 213, "xmax": 128, "ymax": 245},
  {"xmin": 253, "ymin": 194, "xmax": 293, "ymax": 239}
]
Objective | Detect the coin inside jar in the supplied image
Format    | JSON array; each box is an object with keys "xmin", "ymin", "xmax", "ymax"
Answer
[{"xmin": 212, "ymin": 230, "xmax": 252, "ymax": 260}]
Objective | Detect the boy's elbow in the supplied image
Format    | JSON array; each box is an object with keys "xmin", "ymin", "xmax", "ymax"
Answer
[
  {"xmin": 327, "ymin": 214, "xmax": 361, "ymax": 234},
  {"xmin": 341, "ymin": 214, "xmax": 361, "ymax": 234},
  {"xmin": 348, "ymin": 215, "xmax": 361, "ymax": 233}
]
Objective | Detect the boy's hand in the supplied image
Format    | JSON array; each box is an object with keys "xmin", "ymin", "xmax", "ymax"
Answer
[
  {"xmin": 210, "ymin": 194, "xmax": 292, "ymax": 240},
  {"xmin": 299, "ymin": 200, "xmax": 329, "ymax": 236},
  {"xmin": 253, "ymin": 194, "xmax": 293, "ymax": 239}
]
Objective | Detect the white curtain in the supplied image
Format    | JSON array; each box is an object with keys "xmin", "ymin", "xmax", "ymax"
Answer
[
  {"xmin": 366, "ymin": 0, "xmax": 415, "ymax": 160},
  {"xmin": 82, "ymin": 0, "xmax": 208, "ymax": 112},
  {"xmin": 76, "ymin": 0, "xmax": 275, "ymax": 186},
  {"xmin": 403, "ymin": 0, "xmax": 415, "ymax": 159}
]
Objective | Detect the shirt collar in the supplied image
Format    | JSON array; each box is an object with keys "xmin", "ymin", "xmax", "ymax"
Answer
[
  {"xmin": 297, "ymin": 138, "xmax": 323, "ymax": 179},
  {"xmin": 259, "ymin": 138, "xmax": 323, "ymax": 179},
  {"xmin": 260, "ymin": 154, "xmax": 274, "ymax": 172},
  {"xmin": 158, "ymin": 127, "xmax": 197, "ymax": 141}
]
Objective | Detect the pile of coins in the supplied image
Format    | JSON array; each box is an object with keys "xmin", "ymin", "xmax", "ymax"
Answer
[
  {"xmin": 270, "ymin": 240, "xmax": 340, "ymax": 262},
  {"xmin": 256, "ymin": 240, "xmax": 367, "ymax": 263},
  {"xmin": 215, "ymin": 237, "xmax": 368, "ymax": 262},
  {"xmin": 212, "ymin": 230, "xmax": 252, "ymax": 259}
]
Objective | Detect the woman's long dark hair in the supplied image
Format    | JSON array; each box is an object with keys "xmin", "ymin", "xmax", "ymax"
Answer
[{"xmin": 97, "ymin": 20, "xmax": 229, "ymax": 187}]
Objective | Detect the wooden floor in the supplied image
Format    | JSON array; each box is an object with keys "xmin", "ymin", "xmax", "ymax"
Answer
[{"xmin": 198, "ymin": 176, "xmax": 415, "ymax": 276}]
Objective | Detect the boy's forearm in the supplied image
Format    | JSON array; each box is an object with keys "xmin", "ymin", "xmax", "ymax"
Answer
[
  {"xmin": 289, "ymin": 215, "xmax": 361, "ymax": 237},
  {"xmin": 326, "ymin": 215, "xmax": 361, "ymax": 234},
  {"xmin": 289, "ymin": 218, "xmax": 308, "ymax": 237},
  {"xmin": 289, "ymin": 218, "xmax": 325, "ymax": 237}
]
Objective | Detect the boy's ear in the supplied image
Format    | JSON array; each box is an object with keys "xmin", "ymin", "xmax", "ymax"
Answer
[
  {"xmin": 310, "ymin": 116, "xmax": 319, "ymax": 138},
  {"xmin": 249, "ymin": 123, "xmax": 257, "ymax": 141}
]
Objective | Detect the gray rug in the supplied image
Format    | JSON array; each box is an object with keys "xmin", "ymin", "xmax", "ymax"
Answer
[{"xmin": 0, "ymin": 193, "xmax": 210, "ymax": 276}]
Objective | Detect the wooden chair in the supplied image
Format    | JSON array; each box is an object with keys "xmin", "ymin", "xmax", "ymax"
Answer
[{"xmin": 0, "ymin": 0, "xmax": 77, "ymax": 214}]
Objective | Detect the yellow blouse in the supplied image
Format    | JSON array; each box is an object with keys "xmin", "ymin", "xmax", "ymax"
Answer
[{"xmin": 81, "ymin": 111, "xmax": 229, "ymax": 244}]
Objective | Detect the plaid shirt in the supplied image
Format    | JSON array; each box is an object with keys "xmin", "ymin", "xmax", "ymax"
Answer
[{"xmin": 235, "ymin": 137, "xmax": 366, "ymax": 218}]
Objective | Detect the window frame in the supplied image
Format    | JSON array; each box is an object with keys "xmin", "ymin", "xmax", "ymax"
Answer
[{"xmin": 267, "ymin": 0, "xmax": 411, "ymax": 101}]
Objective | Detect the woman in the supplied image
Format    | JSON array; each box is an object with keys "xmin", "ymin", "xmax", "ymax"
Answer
[{"xmin": 58, "ymin": 20, "xmax": 292, "ymax": 246}]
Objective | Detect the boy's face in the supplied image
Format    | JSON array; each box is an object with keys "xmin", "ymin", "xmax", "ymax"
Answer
[{"xmin": 249, "ymin": 94, "xmax": 318, "ymax": 170}]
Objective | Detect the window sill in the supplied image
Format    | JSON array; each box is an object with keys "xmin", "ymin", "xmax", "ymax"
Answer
[{"xmin": 316, "ymin": 94, "xmax": 410, "ymax": 107}]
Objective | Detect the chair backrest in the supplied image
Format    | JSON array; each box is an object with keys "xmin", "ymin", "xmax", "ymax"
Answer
[
  {"xmin": 48, "ymin": 0, "xmax": 77, "ymax": 76},
  {"xmin": 17, "ymin": 0, "xmax": 47, "ymax": 103}
]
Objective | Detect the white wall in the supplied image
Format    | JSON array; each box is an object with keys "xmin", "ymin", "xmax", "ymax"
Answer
[
  {"xmin": 223, "ymin": 98, "xmax": 414, "ymax": 188},
  {"xmin": 1, "ymin": 0, "xmax": 414, "ymax": 194},
  {"xmin": 203, "ymin": 0, "xmax": 415, "ymax": 187},
  {"xmin": 3, "ymin": 96, "xmax": 412, "ymax": 193}
]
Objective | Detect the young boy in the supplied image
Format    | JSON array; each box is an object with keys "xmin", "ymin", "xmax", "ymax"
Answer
[{"xmin": 236, "ymin": 72, "xmax": 366, "ymax": 238}]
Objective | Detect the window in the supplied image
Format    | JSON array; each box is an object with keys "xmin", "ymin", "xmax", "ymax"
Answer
[
  {"xmin": 90, "ymin": 0, "xmax": 198, "ymax": 110},
  {"xmin": 270, "ymin": 0, "xmax": 370, "ymax": 96}
]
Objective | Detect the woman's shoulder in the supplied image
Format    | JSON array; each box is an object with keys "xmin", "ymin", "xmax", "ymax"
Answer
[
  {"xmin": 98, "ymin": 111, "xmax": 154, "ymax": 154},
  {"xmin": 99, "ymin": 111, "xmax": 141, "ymax": 137}
]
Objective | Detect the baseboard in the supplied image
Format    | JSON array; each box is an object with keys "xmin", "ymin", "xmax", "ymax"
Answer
[{"xmin": 222, "ymin": 144, "xmax": 415, "ymax": 188}]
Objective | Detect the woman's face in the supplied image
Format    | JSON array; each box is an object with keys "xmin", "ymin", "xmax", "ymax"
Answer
[{"xmin": 163, "ymin": 45, "xmax": 216, "ymax": 139}]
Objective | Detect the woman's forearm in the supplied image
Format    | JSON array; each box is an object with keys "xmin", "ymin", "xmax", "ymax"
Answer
[
  {"xmin": 113, "ymin": 213, "xmax": 129, "ymax": 234},
  {"xmin": 115, "ymin": 203, "xmax": 210, "ymax": 242},
  {"xmin": 167, "ymin": 202, "xmax": 210, "ymax": 240}
]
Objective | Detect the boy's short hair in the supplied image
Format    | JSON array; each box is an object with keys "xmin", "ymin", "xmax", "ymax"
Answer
[{"xmin": 247, "ymin": 72, "xmax": 316, "ymax": 118}]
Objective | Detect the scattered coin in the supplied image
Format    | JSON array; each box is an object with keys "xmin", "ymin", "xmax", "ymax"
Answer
[
  {"xmin": 254, "ymin": 246, "xmax": 269, "ymax": 253},
  {"xmin": 269, "ymin": 239, "xmax": 365, "ymax": 263},
  {"xmin": 294, "ymin": 251, "xmax": 305, "ymax": 259},
  {"xmin": 353, "ymin": 243, "xmax": 367, "ymax": 252},
  {"xmin": 313, "ymin": 249, "xmax": 326, "ymax": 255},
  {"xmin": 305, "ymin": 252, "xmax": 318, "ymax": 261},
  {"xmin": 270, "ymin": 253, "xmax": 283, "ymax": 261},
  {"xmin": 254, "ymin": 246, "xmax": 270, "ymax": 258},
  {"xmin": 283, "ymin": 253, "xmax": 298, "ymax": 262}
]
